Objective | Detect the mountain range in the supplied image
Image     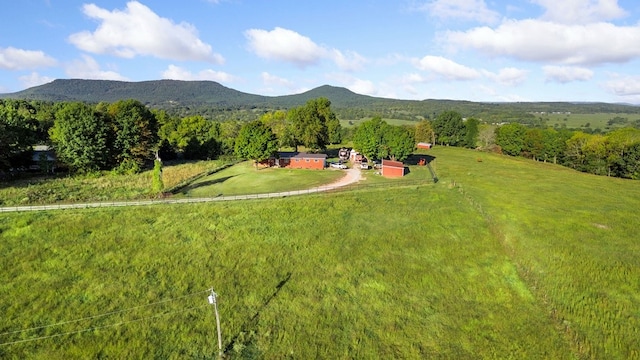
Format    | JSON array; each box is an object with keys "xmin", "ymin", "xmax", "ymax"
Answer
[{"xmin": 2, "ymin": 79, "xmax": 639, "ymax": 121}]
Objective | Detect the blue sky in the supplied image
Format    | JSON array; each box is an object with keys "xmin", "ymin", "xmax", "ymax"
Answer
[{"xmin": 2, "ymin": 0, "xmax": 640, "ymax": 103}]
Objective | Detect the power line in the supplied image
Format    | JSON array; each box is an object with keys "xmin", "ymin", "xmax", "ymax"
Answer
[
  {"xmin": 0, "ymin": 304, "xmax": 209, "ymax": 347},
  {"xmin": 0, "ymin": 289, "xmax": 208, "ymax": 337}
]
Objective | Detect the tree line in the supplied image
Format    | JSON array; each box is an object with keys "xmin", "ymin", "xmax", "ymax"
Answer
[
  {"xmin": 423, "ymin": 109, "xmax": 640, "ymax": 180},
  {"xmin": 2, "ymin": 98, "xmax": 638, "ymax": 180},
  {"xmin": 0, "ymin": 98, "xmax": 343, "ymax": 174}
]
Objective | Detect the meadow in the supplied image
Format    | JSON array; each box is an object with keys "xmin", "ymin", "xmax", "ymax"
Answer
[
  {"xmin": 541, "ymin": 112, "xmax": 640, "ymax": 130},
  {"xmin": 0, "ymin": 147, "xmax": 638, "ymax": 359},
  {"xmin": 0, "ymin": 160, "xmax": 227, "ymax": 206},
  {"xmin": 178, "ymin": 161, "xmax": 345, "ymax": 198}
]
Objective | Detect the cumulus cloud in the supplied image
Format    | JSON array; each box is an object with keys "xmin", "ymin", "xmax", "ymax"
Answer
[
  {"xmin": 19, "ymin": 72, "xmax": 55, "ymax": 88},
  {"xmin": 0, "ymin": 47, "xmax": 57, "ymax": 70},
  {"xmin": 532, "ymin": 0, "xmax": 627, "ymax": 24},
  {"xmin": 245, "ymin": 27, "xmax": 366, "ymax": 71},
  {"xmin": 604, "ymin": 74, "xmax": 640, "ymax": 97},
  {"xmin": 66, "ymin": 54, "xmax": 128, "ymax": 80},
  {"xmin": 543, "ymin": 66, "xmax": 594, "ymax": 83},
  {"xmin": 419, "ymin": 0, "xmax": 500, "ymax": 24},
  {"xmin": 162, "ymin": 64, "xmax": 235, "ymax": 82},
  {"xmin": 484, "ymin": 67, "xmax": 529, "ymax": 86},
  {"xmin": 245, "ymin": 27, "xmax": 325, "ymax": 67},
  {"xmin": 261, "ymin": 72, "xmax": 295, "ymax": 88},
  {"xmin": 414, "ymin": 55, "xmax": 481, "ymax": 80},
  {"xmin": 68, "ymin": 1, "xmax": 223, "ymax": 63},
  {"xmin": 444, "ymin": 19, "xmax": 640, "ymax": 65}
]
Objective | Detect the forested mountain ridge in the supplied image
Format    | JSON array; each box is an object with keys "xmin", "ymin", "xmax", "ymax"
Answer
[{"xmin": 2, "ymin": 79, "xmax": 639, "ymax": 122}]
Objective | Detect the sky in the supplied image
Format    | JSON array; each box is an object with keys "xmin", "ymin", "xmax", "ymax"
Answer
[{"xmin": 2, "ymin": 0, "xmax": 640, "ymax": 103}]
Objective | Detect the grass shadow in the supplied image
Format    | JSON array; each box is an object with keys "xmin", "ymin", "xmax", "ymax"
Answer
[
  {"xmin": 224, "ymin": 272, "xmax": 293, "ymax": 354},
  {"xmin": 176, "ymin": 175, "xmax": 236, "ymax": 194}
]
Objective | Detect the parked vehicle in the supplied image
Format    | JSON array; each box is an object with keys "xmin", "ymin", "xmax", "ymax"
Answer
[
  {"xmin": 360, "ymin": 162, "xmax": 369, "ymax": 169},
  {"xmin": 330, "ymin": 162, "xmax": 348, "ymax": 169}
]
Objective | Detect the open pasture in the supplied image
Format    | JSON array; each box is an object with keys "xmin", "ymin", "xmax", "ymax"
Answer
[{"xmin": 0, "ymin": 147, "xmax": 638, "ymax": 359}]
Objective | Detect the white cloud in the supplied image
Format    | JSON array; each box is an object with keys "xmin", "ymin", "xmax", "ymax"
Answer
[
  {"xmin": 484, "ymin": 67, "xmax": 529, "ymax": 86},
  {"xmin": 19, "ymin": 72, "xmax": 55, "ymax": 88},
  {"xmin": 65, "ymin": 54, "xmax": 128, "ymax": 80},
  {"xmin": 0, "ymin": 47, "xmax": 57, "ymax": 70},
  {"xmin": 245, "ymin": 27, "xmax": 325, "ymax": 67},
  {"xmin": 603, "ymin": 74, "xmax": 640, "ymax": 97},
  {"xmin": 68, "ymin": 1, "xmax": 223, "ymax": 63},
  {"xmin": 162, "ymin": 64, "xmax": 235, "ymax": 82},
  {"xmin": 261, "ymin": 72, "xmax": 294, "ymax": 88},
  {"xmin": 245, "ymin": 27, "xmax": 366, "ymax": 71},
  {"xmin": 330, "ymin": 49, "xmax": 367, "ymax": 72},
  {"xmin": 420, "ymin": 0, "xmax": 500, "ymax": 24},
  {"xmin": 414, "ymin": 55, "xmax": 481, "ymax": 80},
  {"xmin": 444, "ymin": 19, "xmax": 640, "ymax": 65},
  {"xmin": 544, "ymin": 66, "xmax": 593, "ymax": 83},
  {"xmin": 532, "ymin": 0, "xmax": 627, "ymax": 24}
]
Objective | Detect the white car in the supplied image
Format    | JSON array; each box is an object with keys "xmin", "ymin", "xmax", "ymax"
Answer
[{"xmin": 330, "ymin": 162, "xmax": 348, "ymax": 169}]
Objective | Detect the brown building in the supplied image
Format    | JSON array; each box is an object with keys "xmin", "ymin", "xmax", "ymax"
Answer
[
  {"xmin": 265, "ymin": 152, "xmax": 327, "ymax": 170},
  {"xmin": 381, "ymin": 159, "xmax": 405, "ymax": 177}
]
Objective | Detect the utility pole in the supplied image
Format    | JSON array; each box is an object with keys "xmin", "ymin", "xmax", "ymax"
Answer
[{"xmin": 208, "ymin": 288, "xmax": 223, "ymax": 359}]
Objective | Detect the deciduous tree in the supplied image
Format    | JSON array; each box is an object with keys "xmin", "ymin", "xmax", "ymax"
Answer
[
  {"xmin": 432, "ymin": 110, "xmax": 465, "ymax": 146},
  {"xmin": 234, "ymin": 120, "xmax": 278, "ymax": 167},
  {"xmin": 50, "ymin": 102, "xmax": 111, "ymax": 173}
]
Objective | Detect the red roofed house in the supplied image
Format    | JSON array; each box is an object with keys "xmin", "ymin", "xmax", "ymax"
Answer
[
  {"xmin": 265, "ymin": 152, "xmax": 327, "ymax": 170},
  {"xmin": 381, "ymin": 159, "xmax": 405, "ymax": 178}
]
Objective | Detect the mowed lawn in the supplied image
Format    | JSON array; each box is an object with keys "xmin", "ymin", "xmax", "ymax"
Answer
[
  {"xmin": 177, "ymin": 160, "xmax": 345, "ymax": 197},
  {"xmin": 0, "ymin": 147, "xmax": 638, "ymax": 359}
]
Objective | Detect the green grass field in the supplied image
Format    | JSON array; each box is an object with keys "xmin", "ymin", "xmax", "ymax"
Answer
[
  {"xmin": 178, "ymin": 161, "xmax": 345, "ymax": 197},
  {"xmin": 0, "ymin": 160, "xmax": 227, "ymax": 206},
  {"xmin": 542, "ymin": 112, "xmax": 640, "ymax": 130},
  {"xmin": 1, "ymin": 147, "xmax": 638, "ymax": 359}
]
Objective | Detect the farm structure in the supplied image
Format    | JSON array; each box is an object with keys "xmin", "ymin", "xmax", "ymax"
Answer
[
  {"xmin": 381, "ymin": 159, "xmax": 406, "ymax": 178},
  {"xmin": 349, "ymin": 149, "xmax": 367, "ymax": 163},
  {"xmin": 264, "ymin": 152, "xmax": 327, "ymax": 170}
]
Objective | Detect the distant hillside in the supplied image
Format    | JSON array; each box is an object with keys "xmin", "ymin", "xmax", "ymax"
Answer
[
  {"xmin": 1, "ymin": 79, "xmax": 268, "ymax": 107},
  {"xmin": 2, "ymin": 79, "xmax": 639, "ymax": 123}
]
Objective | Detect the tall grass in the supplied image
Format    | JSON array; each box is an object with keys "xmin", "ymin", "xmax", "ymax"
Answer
[
  {"xmin": 0, "ymin": 147, "xmax": 638, "ymax": 358},
  {"xmin": 0, "ymin": 160, "xmax": 225, "ymax": 206}
]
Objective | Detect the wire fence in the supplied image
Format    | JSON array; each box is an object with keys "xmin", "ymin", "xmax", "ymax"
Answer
[{"xmin": 0, "ymin": 179, "xmax": 435, "ymax": 213}]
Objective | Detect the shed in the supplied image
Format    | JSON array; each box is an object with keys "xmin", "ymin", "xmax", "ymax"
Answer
[
  {"xmin": 417, "ymin": 142, "xmax": 432, "ymax": 150},
  {"xmin": 381, "ymin": 159, "xmax": 405, "ymax": 178}
]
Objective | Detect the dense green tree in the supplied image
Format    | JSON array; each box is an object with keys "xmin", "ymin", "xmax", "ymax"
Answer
[
  {"xmin": 170, "ymin": 115, "xmax": 220, "ymax": 159},
  {"xmin": 524, "ymin": 128, "xmax": 545, "ymax": 160},
  {"xmin": 619, "ymin": 142, "xmax": 640, "ymax": 179},
  {"xmin": 0, "ymin": 100, "xmax": 40, "ymax": 170},
  {"xmin": 219, "ymin": 120, "xmax": 242, "ymax": 156},
  {"xmin": 234, "ymin": 120, "xmax": 278, "ymax": 167},
  {"xmin": 432, "ymin": 111, "xmax": 466, "ymax": 146},
  {"xmin": 352, "ymin": 117, "xmax": 388, "ymax": 161},
  {"xmin": 261, "ymin": 110, "xmax": 294, "ymax": 149},
  {"xmin": 50, "ymin": 102, "xmax": 111, "ymax": 172},
  {"xmin": 287, "ymin": 98, "xmax": 339, "ymax": 151},
  {"xmin": 541, "ymin": 128, "xmax": 570, "ymax": 164},
  {"xmin": 107, "ymin": 100, "xmax": 159, "ymax": 169},
  {"xmin": 464, "ymin": 118, "xmax": 479, "ymax": 148},
  {"xmin": 495, "ymin": 123, "xmax": 527, "ymax": 156},
  {"xmin": 564, "ymin": 132, "xmax": 591, "ymax": 171},
  {"xmin": 383, "ymin": 126, "xmax": 415, "ymax": 161}
]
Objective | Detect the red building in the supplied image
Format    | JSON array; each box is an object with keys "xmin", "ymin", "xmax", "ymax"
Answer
[
  {"xmin": 381, "ymin": 159, "xmax": 405, "ymax": 177},
  {"xmin": 265, "ymin": 152, "xmax": 327, "ymax": 170}
]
